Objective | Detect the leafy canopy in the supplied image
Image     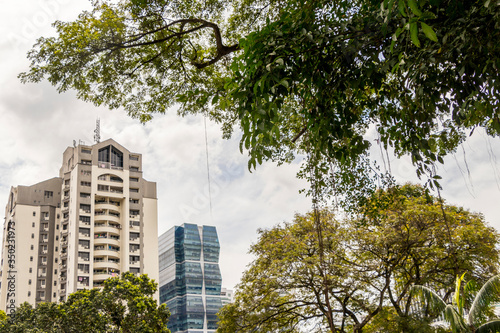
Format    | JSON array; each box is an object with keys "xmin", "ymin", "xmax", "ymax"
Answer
[
  {"xmin": 0, "ymin": 272, "xmax": 170, "ymax": 333},
  {"xmin": 217, "ymin": 184, "xmax": 500, "ymax": 332},
  {"xmin": 20, "ymin": 0, "xmax": 500, "ymax": 201}
]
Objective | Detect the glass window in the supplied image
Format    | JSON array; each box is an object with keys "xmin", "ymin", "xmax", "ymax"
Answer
[
  {"xmin": 98, "ymin": 146, "xmax": 109, "ymax": 163},
  {"xmin": 111, "ymin": 147, "xmax": 123, "ymax": 168}
]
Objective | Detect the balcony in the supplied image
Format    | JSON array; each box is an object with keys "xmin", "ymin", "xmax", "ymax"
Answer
[
  {"xmin": 97, "ymin": 161, "xmax": 123, "ymax": 170},
  {"xmin": 93, "ymin": 260, "xmax": 120, "ymax": 270},
  {"xmin": 94, "ymin": 246, "xmax": 120, "ymax": 258},
  {"xmin": 95, "ymin": 203, "xmax": 121, "ymax": 215},
  {"xmin": 97, "ymin": 185, "xmax": 124, "ymax": 198},
  {"xmin": 94, "ymin": 237, "xmax": 120, "ymax": 247}
]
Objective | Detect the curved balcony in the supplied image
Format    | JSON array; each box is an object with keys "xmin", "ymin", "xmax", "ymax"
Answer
[
  {"xmin": 95, "ymin": 213, "xmax": 120, "ymax": 224},
  {"xmin": 93, "ymin": 261, "xmax": 120, "ymax": 270},
  {"xmin": 94, "ymin": 225, "xmax": 121, "ymax": 236},
  {"xmin": 94, "ymin": 248, "xmax": 120, "ymax": 258},
  {"xmin": 96, "ymin": 188, "xmax": 124, "ymax": 199},
  {"xmin": 94, "ymin": 237, "xmax": 120, "ymax": 248},
  {"xmin": 93, "ymin": 273, "xmax": 112, "ymax": 281},
  {"xmin": 95, "ymin": 203, "xmax": 121, "ymax": 212}
]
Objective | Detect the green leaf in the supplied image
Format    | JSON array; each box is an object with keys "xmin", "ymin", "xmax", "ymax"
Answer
[
  {"xmin": 211, "ymin": 94, "xmax": 219, "ymax": 105},
  {"xmin": 398, "ymin": 0, "xmax": 408, "ymax": 17},
  {"xmin": 408, "ymin": 0, "xmax": 422, "ymax": 16},
  {"xmin": 420, "ymin": 22, "xmax": 438, "ymax": 42},
  {"xmin": 410, "ymin": 22, "xmax": 420, "ymax": 47}
]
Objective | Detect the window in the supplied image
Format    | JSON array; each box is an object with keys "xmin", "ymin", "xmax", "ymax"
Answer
[
  {"xmin": 98, "ymin": 147, "xmax": 109, "ymax": 163},
  {"xmin": 33, "ymin": 211, "xmax": 36, "ymax": 216},
  {"xmin": 29, "ymin": 268, "xmax": 32, "ymax": 273},
  {"xmin": 130, "ymin": 155, "xmax": 139, "ymax": 161},
  {"xmin": 31, "ymin": 245, "xmax": 34, "ymax": 250},
  {"xmin": 80, "ymin": 170, "xmax": 91, "ymax": 176},
  {"xmin": 54, "ymin": 281, "xmax": 57, "ymax": 286},
  {"xmin": 97, "ymin": 185, "xmax": 109, "ymax": 192},
  {"xmin": 81, "ymin": 159, "xmax": 91, "ymax": 165},
  {"xmin": 81, "ymin": 181, "xmax": 91, "ymax": 186},
  {"xmin": 56, "ymin": 236, "xmax": 58, "ymax": 241},
  {"xmin": 31, "ymin": 233, "xmax": 34, "ymax": 239},
  {"xmin": 81, "ymin": 148, "xmax": 91, "ymax": 154},
  {"xmin": 79, "ymin": 216, "xmax": 91, "ymax": 223},
  {"xmin": 29, "ymin": 279, "xmax": 31, "ymax": 285},
  {"xmin": 28, "ymin": 291, "xmax": 31, "ymax": 297},
  {"xmin": 99, "ymin": 145, "xmax": 123, "ymax": 168},
  {"xmin": 30, "ymin": 256, "xmax": 33, "ymax": 262},
  {"xmin": 53, "ymin": 292, "xmax": 56, "ymax": 298},
  {"xmin": 55, "ymin": 247, "xmax": 58, "ymax": 252},
  {"xmin": 130, "ymin": 166, "xmax": 139, "ymax": 172},
  {"xmin": 129, "ymin": 177, "xmax": 139, "ymax": 182},
  {"xmin": 54, "ymin": 269, "xmax": 57, "ymax": 274},
  {"xmin": 44, "ymin": 191, "xmax": 53, "ymax": 198},
  {"xmin": 80, "ymin": 192, "xmax": 91, "ymax": 198},
  {"xmin": 130, "ymin": 188, "xmax": 139, "ymax": 193},
  {"xmin": 32, "ymin": 222, "xmax": 35, "ymax": 227}
]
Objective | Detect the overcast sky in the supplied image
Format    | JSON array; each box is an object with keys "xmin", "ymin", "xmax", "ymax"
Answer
[{"xmin": 1, "ymin": 0, "xmax": 500, "ymax": 290}]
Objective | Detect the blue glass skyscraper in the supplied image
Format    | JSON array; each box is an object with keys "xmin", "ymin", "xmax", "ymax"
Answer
[{"xmin": 158, "ymin": 224, "xmax": 225, "ymax": 333}]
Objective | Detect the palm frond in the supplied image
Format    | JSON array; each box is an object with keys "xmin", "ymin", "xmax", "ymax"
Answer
[
  {"xmin": 443, "ymin": 304, "xmax": 469, "ymax": 333},
  {"xmin": 455, "ymin": 273, "xmax": 467, "ymax": 316},
  {"xmin": 411, "ymin": 285, "xmax": 447, "ymax": 314},
  {"xmin": 469, "ymin": 275, "xmax": 500, "ymax": 326},
  {"xmin": 476, "ymin": 319, "xmax": 500, "ymax": 333}
]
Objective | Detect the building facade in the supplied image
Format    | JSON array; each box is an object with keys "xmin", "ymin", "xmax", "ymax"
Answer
[
  {"xmin": 0, "ymin": 139, "xmax": 159, "ymax": 314},
  {"xmin": 159, "ymin": 224, "xmax": 229, "ymax": 333}
]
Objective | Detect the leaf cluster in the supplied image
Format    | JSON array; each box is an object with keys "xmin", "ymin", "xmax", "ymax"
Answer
[
  {"xmin": 19, "ymin": 0, "xmax": 500, "ymax": 202},
  {"xmin": 0, "ymin": 272, "xmax": 170, "ymax": 333},
  {"xmin": 217, "ymin": 184, "xmax": 500, "ymax": 332}
]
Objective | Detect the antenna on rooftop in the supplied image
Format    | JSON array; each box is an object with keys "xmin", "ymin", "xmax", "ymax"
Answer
[{"xmin": 94, "ymin": 118, "xmax": 101, "ymax": 143}]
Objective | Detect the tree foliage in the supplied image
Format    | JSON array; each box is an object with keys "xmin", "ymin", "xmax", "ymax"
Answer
[
  {"xmin": 19, "ymin": 0, "xmax": 500, "ymax": 201},
  {"xmin": 0, "ymin": 272, "xmax": 170, "ymax": 333},
  {"xmin": 216, "ymin": 184, "xmax": 500, "ymax": 332}
]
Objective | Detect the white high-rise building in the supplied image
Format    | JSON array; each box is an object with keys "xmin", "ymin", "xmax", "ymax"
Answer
[{"xmin": 0, "ymin": 139, "xmax": 159, "ymax": 314}]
